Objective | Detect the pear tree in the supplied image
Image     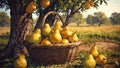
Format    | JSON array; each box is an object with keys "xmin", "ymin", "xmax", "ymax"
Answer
[{"xmin": 0, "ymin": 0, "xmax": 108, "ymax": 61}]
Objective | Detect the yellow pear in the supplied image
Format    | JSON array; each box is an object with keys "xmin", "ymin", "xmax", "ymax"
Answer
[
  {"xmin": 83, "ymin": 54, "xmax": 96, "ymax": 68},
  {"xmin": 52, "ymin": 21, "xmax": 62, "ymax": 31},
  {"xmin": 95, "ymin": 54, "xmax": 107, "ymax": 65},
  {"xmin": 84, "ymin": 2, "xmax": 91, "ymax": 10},
  {"xmin": 14, "ymin": 54, "xmax": 27, "ymax": 68},
  {"xmin": 68, "ymin": 32, "xmax": 78, "ymax": 43},
  {"xmin": 89, "ymin": 0, "xmax": 94, "ymax": 6},
  {"xmin": 60, "ymin": 26, "xmax": 73, "ymax": 39},
  {"xmin": 90, "ymin": 45, "xmax": 99, "ymax": 58},
  {"xmin": 49, "ymin": 29, "xmax": 62, "ymax": 44},
  {"xmin": 42, "ymin": 23, "xmax": 51, "ymax": 36},
  {"xmin": 26, "ymin": 1, "xmax": 36, "ymax": 13},
  {"xmin": 41, "ymin": 37, "xmax": 52, "ymax": 45},
  {"xmin": 61, "ymin": 39, "xmax": 69, "ymax": 44},
  {"xmin": 28, "ymin": 28, "xmax": 41, "ymax": 44},
  {"xmin": 41, "ymin": 0, "xmax": 50, "ymax": 8}
]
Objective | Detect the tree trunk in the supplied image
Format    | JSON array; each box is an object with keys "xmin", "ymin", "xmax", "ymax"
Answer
[{"xmin": 4, "ymin": 0, "xmax": 32, "ymax": 59}]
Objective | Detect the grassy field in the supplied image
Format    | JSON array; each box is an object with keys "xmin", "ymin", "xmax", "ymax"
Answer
[
  {"xmin": 69, "ymin": 25, "xmax": 120, "ymax": 32},
  {"xmin": 69, "ymin": 26, "xmax": 120, "ymax": 43},
  {"xmin": 0, "ymin": 26, "xmax": 120, "ymax": 45},
  {"xmin": 0, "ymin": 26, "xmax": 120, "ymax": 34},
  {"xmin": 0, "ymin": 27, "xmax": 10, "ymax": 35},
  {"xmin": 1, "ymin": 26, "xmax": 120, "ymax": 33},
  {"xmin": 0, "ymin": 26, "xmax": 120, "ymax": 68}
]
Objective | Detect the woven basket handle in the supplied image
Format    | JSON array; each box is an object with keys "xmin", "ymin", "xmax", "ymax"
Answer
[{"xmin": 40, "ymin": 11, "xmax": 64, "ymax": 29}]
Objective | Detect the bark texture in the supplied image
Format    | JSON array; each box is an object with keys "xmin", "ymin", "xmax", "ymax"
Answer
[{"xmin": 4, "ymin": 0, "xmax": 32, "ymax": 58}]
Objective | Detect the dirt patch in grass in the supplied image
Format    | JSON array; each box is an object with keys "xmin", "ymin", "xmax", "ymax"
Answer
[{"xmin": 78, "ymin": 40, "xmax": 120, "ymax": 52}]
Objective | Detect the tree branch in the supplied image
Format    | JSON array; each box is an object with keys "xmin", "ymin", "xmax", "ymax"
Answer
[{"xmin": 64, "ymin": 3, "xmax": 84, "ymax": 26}]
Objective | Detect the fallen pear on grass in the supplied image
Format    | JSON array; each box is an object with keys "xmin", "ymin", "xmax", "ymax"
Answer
[
  {"xmin": 90, "ymin": 45, "xmax": 99, "ymax": 58},
  {"xmin": 14, "ymin": 54, "xmax": 27, "ymax": 68},
  {"xmin": 95, "ymin": 54, "xmax": 107, "ymax": 65},
  {"xmin": 83, "ymin": 54, "xmax": 96, "ymax": 68}
]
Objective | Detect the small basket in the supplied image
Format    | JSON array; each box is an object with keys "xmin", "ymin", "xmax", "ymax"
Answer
[{"xmin": 24, "ymin": 11, "xmax": 81, "ymax": 65}]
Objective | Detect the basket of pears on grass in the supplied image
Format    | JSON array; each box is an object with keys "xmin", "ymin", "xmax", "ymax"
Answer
[{"xmin": 24, "ymin": 11, "xmax": 81, "ymax": 65}]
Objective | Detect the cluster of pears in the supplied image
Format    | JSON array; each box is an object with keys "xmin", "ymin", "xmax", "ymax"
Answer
[
  {"xmin": 83, "ymin": 0, "xmax": 94, "ymax": 10},
  {"xmin": 26, "ymin": 21, "xmax": 79, "ymax": 45},
  {"xmin": 83, "ymin": 44, "xmax": 107, "ymax": 68},
  {"xmin": 14, "ymin": 54, "xmax": 27, "ymax": 68}
]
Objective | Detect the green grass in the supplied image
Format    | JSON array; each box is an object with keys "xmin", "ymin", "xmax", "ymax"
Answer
[
  {"xmin": 0, "ymin": 32, "xmax": 9, "ymax": 42},
  {"xmin": 77, "ymin": 31, "xmax": 120, "ymax": 43},
  {"xmin": 0, "ymin": 26, "xmax": 120, "ymax": 68},
  {"xmin": 0, "ymin": 33, "xmax": 9, "ymax": 50}
]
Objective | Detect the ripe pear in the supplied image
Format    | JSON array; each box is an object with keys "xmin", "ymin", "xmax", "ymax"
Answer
[
  {"xmin": 41, "ymin": 37, "xmax": 52, "ymax": 45},
  {"xmin": 28, "ymin": 28, "xmax": 41, "ymax": 44},
  {"xmin": 83, "ymin": 54, "xmax": 96, "ymax": 68},
  {"xmin": 84, "ymin": 2, "xmax": 91, "ymax": 10},
  {"xmin": 95, "ymin": 54, "xmax": 107, "ymax": 65},
  {"xmin": 42, "ymin": 23, "xmax": 51, "ymax": 36},
  {"xmin": 60, "ymin": 26, "xmax": 73, "ymax": 39},
  {"xmin": 26, "ymin": 1, "xmax": 36, "ymax": 13},
  {"xmin": 49, "ymin": 29, "xmax": 62, "ymax": 44},
  {"xmin": 61, "ymin": 39, "xmax": 69, "ymax": 44},
  {"xmin": 41, "ymin": 0, "xmax": 50, "ymax": 8},
  {"xmin": 90, "ymin": 45, "xmax": 99, "ymax": 58},
  {"xmin": 52, "ymin": 21, "xmax": 62, "ymax": 31},
  {"xmin": 68, "ymin": 32, "xmax": 78, "ymax": 43},
  {"xmin": 89, "ymin": 0, "xmax": 94, "ymax": 6},
  {"xmin": 14, "ymin": 54, "xmax": 27, "ymax": 68}
]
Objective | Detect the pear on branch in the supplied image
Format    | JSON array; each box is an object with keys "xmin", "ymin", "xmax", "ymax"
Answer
[
  {"xmin": 26, "ymin": 1, "xmax": 36, "ymax": 13},
  {"xmin": 83, "ymin": 2, "xmax": 91, "ymax": 10},
  {"xmin": 41, "ymin": 0, "xmax": 50, "ymax": 8},
  {"xmin": 89, "ymin": 0, "xmax": 94, "ymax": 7}
]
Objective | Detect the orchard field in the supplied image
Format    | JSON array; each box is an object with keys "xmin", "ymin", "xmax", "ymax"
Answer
[{"xmin": 0, "ymin": 25, "xmax": 120, "ymax": 68}]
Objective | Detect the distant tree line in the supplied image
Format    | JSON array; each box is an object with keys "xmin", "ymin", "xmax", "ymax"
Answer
[
  {"xmin": 0, "ymin": 12, "xmax": 10, "ymax": 27},
  {"xmin": 86, "ymin": 12, "xmax": 111, "ymax": 26},
  {"xmin": 69, "ymin": 12, "xmax": 120, "ymax": 26},
  {"xmin": 0, "ymin": 11, "xmax": 120, "ymax": 27},
  {"xmin": 110, "ymin": 12, "xmax": 120, "ymax": 25}
]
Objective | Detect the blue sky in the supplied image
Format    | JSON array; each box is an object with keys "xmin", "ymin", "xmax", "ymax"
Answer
[{"xmin": 0, "ymin": 0, "xmax": 120, "ymax": 18}]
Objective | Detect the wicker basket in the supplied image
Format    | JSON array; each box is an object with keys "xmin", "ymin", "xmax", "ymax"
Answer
[{"xmin": 24, "ymin": 11, "xmax": 81, "ymax": 65}]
